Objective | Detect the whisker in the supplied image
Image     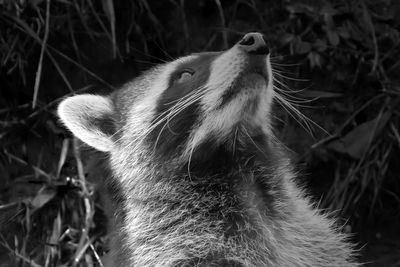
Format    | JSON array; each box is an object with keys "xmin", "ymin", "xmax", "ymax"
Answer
[
  {"xmin": 274, "ymin": 94, "xmax": 314, "ymax": 135},
  {"xmin": 153, "ymin": 41, "xmax": 175, "ymax": 61},
  {"xmin": 125, "ymin": 86, "xmax": 207, "ymax": 151},
  {"xmin": 152, "ymin": 89, "xmax": 207, "ymax": 151},
  {"xmin": 242, "ymin": 126, "xmax": 268, "ymax": 158},
  {"xmin": 273, "ymin": 87, "xmax": 315, "ymax": 104},
  {"xmin": 271, "ymin": 113, "xmax": 287, "ymax": 125},
  {"xmin": 269, "ymin": 61, "xmax": 300, "ymax": 67},
  {"xmin": 275, "ymin": 94, "xmax": 329, "ymax": 136},
  {"xmin": 270, "ymin": 67, "xmax": 328, "ymax": 134},
  {"xmin": 270, "ymin": 66, "xmax": 298, "ymax": 75},
  {"xmin": 128, "ymin": 45, "xmax": 169, "ymax": 63},
  {"xmin": 149, "ymin": 86, "xmax": 208, "ymax": 153},
  {"xmin": 272, "ymin": 70, "xmax": 309, "ymax": 82},
  {"xmin": 273, "ymin": 78, "xmax": 308, "ymax": 94}
]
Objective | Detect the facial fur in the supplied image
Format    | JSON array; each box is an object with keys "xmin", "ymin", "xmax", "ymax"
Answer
[
  {"xmin": 57, "ymin": 33, "xmax": 357, "ymax": 267},
  {"xmin": 112, "ymin": 43, "xmax": 274, "ymax": 166}
]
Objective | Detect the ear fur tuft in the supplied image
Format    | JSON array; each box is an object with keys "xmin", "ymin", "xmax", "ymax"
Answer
[{"xmin": 58, "ymin": 94, "xmax": 114, "ymax": 152}]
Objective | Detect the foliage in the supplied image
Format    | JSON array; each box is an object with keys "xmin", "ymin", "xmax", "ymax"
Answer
[
  {"xmin": 0, "ymin": 0, "xmax": 399, "ymax": 265},
  {"xmin": 277, "ymin": 0, "xmax": 400, "ymax": 222}
]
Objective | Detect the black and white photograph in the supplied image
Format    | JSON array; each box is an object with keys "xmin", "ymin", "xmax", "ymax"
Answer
[{"xmin": 0, "ymin": 0, "xmax": 399, "ymax": 266}]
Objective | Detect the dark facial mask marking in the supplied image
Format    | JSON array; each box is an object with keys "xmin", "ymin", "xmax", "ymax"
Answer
[{"xmin": 148, "ymin": 52, "xmax": 220, "ymax": 156}]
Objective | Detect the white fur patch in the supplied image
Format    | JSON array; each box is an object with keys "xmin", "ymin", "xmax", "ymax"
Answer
[
  {"xmin": 184, "ymin": 48, "xmax": 274, "ymax": 157},
  {"xmin": 58, "ymin": 94, "xmax": 114, "ymax": 152},
  {"xmin": 201, "ymin": 47, "xmax": 246, "ymax": 111}
]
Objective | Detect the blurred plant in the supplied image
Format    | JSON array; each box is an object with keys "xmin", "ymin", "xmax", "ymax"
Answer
[
  {"xmin": 274, "ymin": 0, "xmax": 400, "ymax": 222},
  {"xmin": 280, "ymin": 1, "xmax": 400, "ymax": 220}
]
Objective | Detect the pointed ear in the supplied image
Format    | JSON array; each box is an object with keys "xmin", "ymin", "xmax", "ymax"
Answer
[{"xmin": 58, "ymin": 94, "xmax": 115, "ymax": 152}]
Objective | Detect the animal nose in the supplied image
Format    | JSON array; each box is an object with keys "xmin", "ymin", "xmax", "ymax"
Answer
[{"xmin": 238, "ymin": 32, "xmax": 269, "ymax": 55}]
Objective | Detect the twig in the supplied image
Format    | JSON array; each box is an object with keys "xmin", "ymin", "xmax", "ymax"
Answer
[
  {"xmin": 72, "ymin": 138, "xmax": 94, "ymax": 267},
  {"xmin": 26, "ymin": 85, "xmax": 93, "ymax": 121},
  {"xmin": 4, "ymin": 150, "xmax": 53, "ymax": 180},
  {"xmin": 89, "ymin": 242, "xmax": 104, "ymax": 267},
  {"xmin": 45, "ymin": 49, "xmax": 74, "ymax": 92},
  {"xmin": 179, "ymin": 0, "xmax": 189, "ymax": 53},
  {"xmin": 311, "ymin": 94, "xmax": 384, "ymax": 149},
  {"xmin": 73, "ymin": 236, "xmax": 97, "ymax": 267},
  {"xmin": 140, "ymin": 0, "xmax": 164, "ymax": 42},
  {"xmin": 102, "ymin": 0, "xmax": 117, "ymax": 58},
  {"xmin": 48, "ymin": 45, "xmax": 114, "ymax": 89},
  {"xmin": 0, "ymin": 103, "xmax": 30, "ymax": 115},
  {"xmin": 3, "ymin": 15, "xmax": 114, "ymax": 90},
  {"xmin": 0, "ymin": 235, "xmax": 42, "ymax": 267},
  {"xmin": 202, "ymin": 32, "xmax": 218, "ymax": 51},
  {"xmin": 56, "ymin": 139, "xmax": 70, "ymax": 179},
  {"xmin": 361, "ymin": 2, "xmax": 379, "ymax": 73},
  {"xmin": 214, "ymin": 0, "xmax": 228, "ymax": 49},
  {"xmin": 87, "ymin": 0, "xmax": 112, "ymax": 41},
  {"xmin": 390, "ymin": 123, "xmax": 400, "ymax": 148},
  {"xmin": 32, "ymin": 0, "xmax": 51, "ymax": 109},
  {"xmin": 67, "ymin": 6, "xmax": 83, "ymax": 67}
]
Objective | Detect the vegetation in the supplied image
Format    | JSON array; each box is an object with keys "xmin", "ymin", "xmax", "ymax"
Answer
[{"xmin": 0, "ymin": 0, "xmax": 399, "ymax": 266}]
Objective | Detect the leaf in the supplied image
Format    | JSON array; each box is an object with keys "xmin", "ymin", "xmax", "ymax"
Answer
[
  {"xmin": 280, "ymin": 33, "xmax": 295, "ymax": 45},
  {"xmin": 50, "ymin": 213, "xmax": 62, "ymax": 244},
  {"xmin": 361, "ymin": 2, "xmax": 374, "ymax": 35},
  {"xmin": 327, "ymin": 30, "xmax": 339, "ymax": 46},
  {"xmin": 48, "ymin": 213, "xmax": 62, "ymax": 259},
  {"xmin": 314, "ymin": 38, "xmax": 327, "ymax": 52},
  {"xmin": 101, "ymin": 0, "xmax": 117, "ymax": 58},
  {"xmin": 27, "ymin": 187, "xmax": 56, "ymax": 210},
  {"xmin": 308, "ymin": 52, "xmax": 322, "ymax": 68},
  {"xmin": 327, "ymin": 112, "xmax": 391, "ymax": 159},
  {"xmin": 337, "ymin": 26, "xmax": 350, "ymax": 39},
  {"xmin": 56, "ymin": 138, "xmax": 70, "ymax": 178}
]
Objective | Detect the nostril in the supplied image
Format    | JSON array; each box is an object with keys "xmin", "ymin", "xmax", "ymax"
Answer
[
  {"xmin": 238, "ymin": 32, "xmax": 270, "ymax": 55},
  {"xmin": 239, "ymin": 35, "xmax": 255, "ymax": 46}
]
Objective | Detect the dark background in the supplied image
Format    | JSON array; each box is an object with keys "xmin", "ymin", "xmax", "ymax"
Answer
[{"xmin": 0, "ymin": 0, "xmax": 399, "ymax": 266}]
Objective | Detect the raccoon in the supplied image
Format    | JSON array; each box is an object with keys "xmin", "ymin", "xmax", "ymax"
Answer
[{"xmin": 58, "ymin": 33, "xmax": 358, "ymax": 266}]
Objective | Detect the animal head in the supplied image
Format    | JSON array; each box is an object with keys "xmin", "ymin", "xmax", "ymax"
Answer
[{"xmin": 58, "ymin": 32, "xmax": 274, "ymax": 164}]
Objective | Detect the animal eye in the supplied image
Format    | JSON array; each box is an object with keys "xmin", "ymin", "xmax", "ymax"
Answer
[{"xmin": 175, "ymin": 69, "xmax": 194, "ymax": 83}]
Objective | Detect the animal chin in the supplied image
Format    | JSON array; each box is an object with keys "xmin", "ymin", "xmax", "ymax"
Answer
[
  {"xmin": 218, "ymin": 71, "xmax": 267, "ymax": 109},
  {"xmin": 235, "ymin": 71, "xmax": 269, "ymax": 98},
  {"xmin": 241, "ymin": 72, "xmax": 268, "ymax": 88}
]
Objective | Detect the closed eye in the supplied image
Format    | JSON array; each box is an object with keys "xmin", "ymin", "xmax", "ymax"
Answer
[{"xmin": 175, "ymin": 69, "xmax": 195, "ymax": 84}]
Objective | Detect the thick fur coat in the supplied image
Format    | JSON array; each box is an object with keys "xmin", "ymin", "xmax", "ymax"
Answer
[{"xmin": 58, "ymin": 33, "xmax": 357, "ymax": 266}]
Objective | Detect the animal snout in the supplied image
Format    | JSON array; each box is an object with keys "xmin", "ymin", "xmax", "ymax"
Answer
[{"xmin": 238, "ymin": 32, "xmax": 269, "ymax": 55}]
